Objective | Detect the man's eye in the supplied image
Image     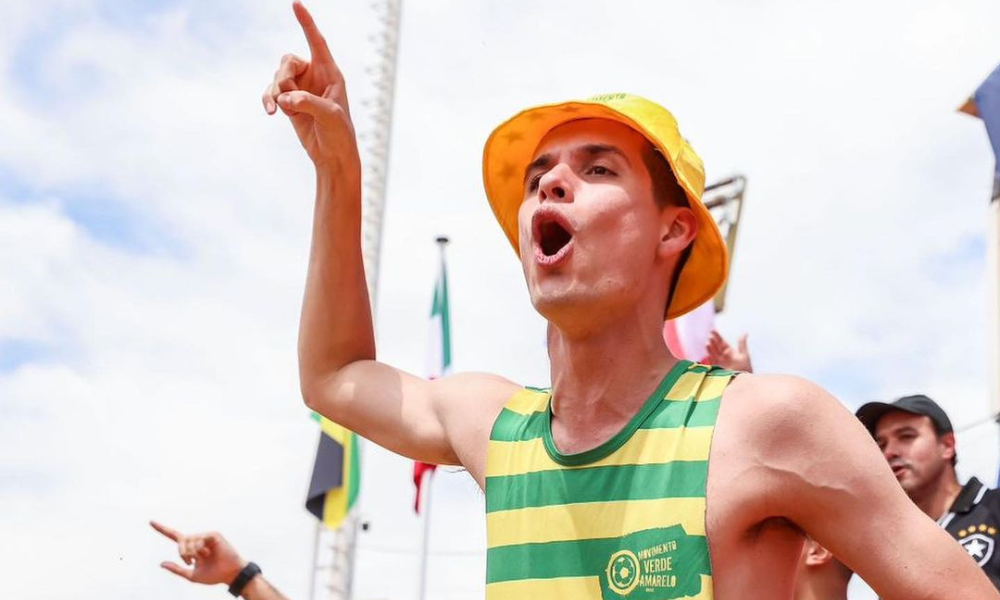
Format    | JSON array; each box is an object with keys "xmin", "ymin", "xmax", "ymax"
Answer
[
  {"xmin": 527, "ymin": 174, "xmax": 542, "ymax": 192},
  {"xmin": 588, "ymin": 165, "xmax": 613, "ymax": 176}
]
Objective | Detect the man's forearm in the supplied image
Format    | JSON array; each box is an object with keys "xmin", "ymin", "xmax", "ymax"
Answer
[
  {"xmin": 298, "ymin": 165, "xmax": 375, "ymax": 398},
  {"xmin": 241, "ymin": 575, "xmax": 292, "ymax": 600}
]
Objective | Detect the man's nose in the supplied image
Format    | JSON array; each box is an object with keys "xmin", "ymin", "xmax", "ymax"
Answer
[
  {"xmin": 882, "ymin": 441, "xmax": 900, "ymax": 461},
  {"xmin": 539, "ymin": 164, "xmax": 574, "ymax": 203}
]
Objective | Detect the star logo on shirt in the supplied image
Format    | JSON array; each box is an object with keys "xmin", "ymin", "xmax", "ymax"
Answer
[
  {"xmin": 960, "ymin": 533, "xmax": 995, "ymax": 567},
  {"xmin": 966, "ymin": 538, "xmax": 988, "ymax": 558}
]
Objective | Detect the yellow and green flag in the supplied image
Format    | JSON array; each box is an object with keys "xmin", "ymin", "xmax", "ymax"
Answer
[{"xmin": 305, "ymin": 414, "xmax": 360, "ymax": 529}]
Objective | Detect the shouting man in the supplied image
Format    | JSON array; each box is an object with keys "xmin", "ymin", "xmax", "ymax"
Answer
[{"xmin": 179, "ymin": 3, "xmax": 1000, "ymax": 599}]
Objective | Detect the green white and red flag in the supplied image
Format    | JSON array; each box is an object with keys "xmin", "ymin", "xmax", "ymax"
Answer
[{"xmin": 413, "ymin": 242, "xmax": 451, "ymax": 512}]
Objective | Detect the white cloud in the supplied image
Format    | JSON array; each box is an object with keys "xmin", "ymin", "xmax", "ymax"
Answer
[{"xmin": 2, "ymin": 1, "xmax": 999, "ymax": 599}]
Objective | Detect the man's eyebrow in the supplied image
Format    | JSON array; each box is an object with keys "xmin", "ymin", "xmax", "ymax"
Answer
[
  {"xmin": 886, "ymin": 425, "xmax": 919, "ymax": 437},
  {"xmin": 580, "ymin": 143, "xmax": 630, "ymax": 165},
  {"xmin": 523, "ymin": 153, "xmax": 553, "ymax": 184}
]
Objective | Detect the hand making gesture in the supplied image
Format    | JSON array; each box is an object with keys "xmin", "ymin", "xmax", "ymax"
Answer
[
  {"xmin": 150, "ymin": 520, "xmax": 246, "ymax": 585},
  {"xmin": 262, "ymin": 1, "xmax": 360, "ymax": 175},
  {"xmin": 151, "ymin": 521, "xmax": 292, "ymax": 599}
]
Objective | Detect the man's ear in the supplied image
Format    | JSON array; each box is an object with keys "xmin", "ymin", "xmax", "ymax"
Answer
[
  {"xmin": 939, "ymin": 431, "xmax": 957, "ymax": 462},
  {"xmin": 804, "ymin": 540, "xmax": 835, "ymax": 567},
  {"xmin": 657, "ymin": 207, "xmax": 698, "ymax": 260}
]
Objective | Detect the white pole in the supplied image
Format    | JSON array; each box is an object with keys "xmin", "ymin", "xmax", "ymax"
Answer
[{"xmin": 416, "ymin": 469, "xmax": 435, "ymax": 600}]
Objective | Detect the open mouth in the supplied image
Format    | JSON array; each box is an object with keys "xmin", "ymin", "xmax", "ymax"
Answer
[
  {"xmin": 539, "ymin": 220, "xmax": 572, "ymax": 257},
  {"xmin": 532, "ymin": 209, "xmax": 574, "ymax": 263}
]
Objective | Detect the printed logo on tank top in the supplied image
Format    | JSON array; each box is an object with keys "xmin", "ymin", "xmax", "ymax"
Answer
[{"xmin": 600, "ymin": 524, "xmax": 709, "ymax": 599}]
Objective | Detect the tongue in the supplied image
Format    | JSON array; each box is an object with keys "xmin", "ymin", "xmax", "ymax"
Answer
[{"xmin": 541, "ymin": 222, "xmax": 572, "ymax": 256}]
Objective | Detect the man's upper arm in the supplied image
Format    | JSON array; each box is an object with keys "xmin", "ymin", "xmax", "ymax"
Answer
[
  {"xmin": 748, "ymin": 375, "xmax": 999, "ymax": 599},
  {"xmin": 304, "ymin": 360, "xmax": 519, "ymax": 469}
]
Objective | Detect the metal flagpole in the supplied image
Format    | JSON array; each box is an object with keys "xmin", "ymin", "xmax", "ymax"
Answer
[
  {"xmin": 989, "ymin": 175, "xmax": 1000, "ymax": 486},
  {"xmin": 309, "ymin": 522, "xmax": 320, "ymax": 600},
  {"xmin": 417, "ymin": 236, "xmax": 449, "ymax": 600},
  {"xmin": 989, "ymin": 184, "xmax": 999, "ymax": 418},
  {"xmin": 311, "ymin": 0, "xmax": 405, "ymax": 598},
  {"xmin": 416, "ymin": 468, "xmax": 435, "ymax": 600},
  {"xmin": 958, "ymin": 69, "xmax": 1000, "ymax": 483}
]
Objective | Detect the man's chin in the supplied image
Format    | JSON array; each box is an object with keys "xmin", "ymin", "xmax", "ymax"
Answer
[
  {"xmin": 531, "ymin": 290, "xmax": 597, "ymax": 322},
  {"xmin": 532, "ymin": 293, "xmax": 576, "ymax": 318},
  {"xmin": 898, "ymin": 475, "xmax": 920, "ymax": 493}
]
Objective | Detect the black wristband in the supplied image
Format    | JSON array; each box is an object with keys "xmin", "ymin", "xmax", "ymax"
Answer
[{"xmin": 228, "ymin": 562, "xmax": 262, "ymax": 597}]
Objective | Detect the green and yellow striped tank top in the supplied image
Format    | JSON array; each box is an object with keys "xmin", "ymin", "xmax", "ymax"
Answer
[{"xmin": 485, "ymin": 360, "xmax": 735, "ymax": 600}]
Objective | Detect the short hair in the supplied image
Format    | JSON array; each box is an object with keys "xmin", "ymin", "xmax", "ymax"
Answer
[
  {"xmin": 641, "ymin": 142, "xmax": 688, "ymax": 210},
  {"xmin": 640, "ymin": 141, "xmax": 693, "ymax": 316}
]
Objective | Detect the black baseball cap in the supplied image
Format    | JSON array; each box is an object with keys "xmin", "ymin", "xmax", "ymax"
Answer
[{"xmin": 855, "ymin": 395, "xmax": 954, "ymax": 437}]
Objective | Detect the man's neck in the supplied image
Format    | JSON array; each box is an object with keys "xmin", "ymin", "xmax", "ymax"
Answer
[
  {"xmin": 546, "ymin": 313, "xmax": 678, "ymax": 454},
  {"xmin": 911, "ymin": 469, "xmax": 963, "ymax": 521}
]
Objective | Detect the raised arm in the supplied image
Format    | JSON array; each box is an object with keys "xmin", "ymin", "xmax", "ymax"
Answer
[
  {"xmin": 744, "ymin": 376, "xmax": 999, "ymax": 599},
  {"xmin": 262, "ymin": 3, "xmax": 517, "ymax": 472}
]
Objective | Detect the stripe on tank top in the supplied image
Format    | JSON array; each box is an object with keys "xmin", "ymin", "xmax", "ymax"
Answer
[{"xmin": 484, "ymin": 360, "xmax": 736, "ymax": 600}]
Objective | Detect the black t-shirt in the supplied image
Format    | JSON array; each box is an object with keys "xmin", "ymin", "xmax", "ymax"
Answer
[{"xmin": 941, "ymin": 477, "xmax": 1000, "ymax": 589}]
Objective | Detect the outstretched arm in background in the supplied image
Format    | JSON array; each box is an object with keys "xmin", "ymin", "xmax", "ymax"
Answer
[
  {"xmin": 151, "ymin": 521, "xmax": 292, "ymax": 600},
  {"xmin": 705, "ymin": 329, "xmax": 753, "ymax": 372}
]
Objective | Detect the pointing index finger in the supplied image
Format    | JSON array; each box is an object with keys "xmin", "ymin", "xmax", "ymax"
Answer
[
  {"xmin": 292, "ymin": 1, "xmax": 334, "ymax": 64},
  {"xmin": 150, "ymin": 520, "xmax": 181, "ymax": 542}
]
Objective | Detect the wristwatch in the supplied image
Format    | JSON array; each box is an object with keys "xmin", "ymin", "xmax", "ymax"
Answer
[{"xmin": 228, "ymin": 562, "xmax": 262, "ymax": 597}]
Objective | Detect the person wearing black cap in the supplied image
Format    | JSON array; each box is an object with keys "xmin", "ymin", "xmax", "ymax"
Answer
[{"xmin": 857, "ymin": 395, "xmax": 1000, "ymax": 589}]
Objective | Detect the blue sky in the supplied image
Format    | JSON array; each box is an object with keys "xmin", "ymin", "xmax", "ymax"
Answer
[{"xmin": 0, "ymin": 166, "xmax": 181, "ymax": 254}]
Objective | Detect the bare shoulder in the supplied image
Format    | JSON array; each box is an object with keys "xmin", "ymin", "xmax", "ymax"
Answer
[
  {"xmin": 708, "ymin": 373, "xmax": 850, "ymax": 526},
  {"xmin": 432, "ymin": 371, "xmax": 523, "ymax": 422},
  {"xmin": 717, "ymin": 371, "xmax": 891, "ymax": 513},
  {"xmin": 720, "ymin": 372, "xmax": 859, "ymax": 448},
  {"xmin": 432, "ymin": 371, "xmax": 524, "ymax": 485}
]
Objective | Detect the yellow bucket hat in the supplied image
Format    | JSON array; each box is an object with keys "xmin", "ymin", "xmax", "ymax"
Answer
[{"xmin": 482, "ymin": 92, "xmax": 729, "ymax": 320}]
